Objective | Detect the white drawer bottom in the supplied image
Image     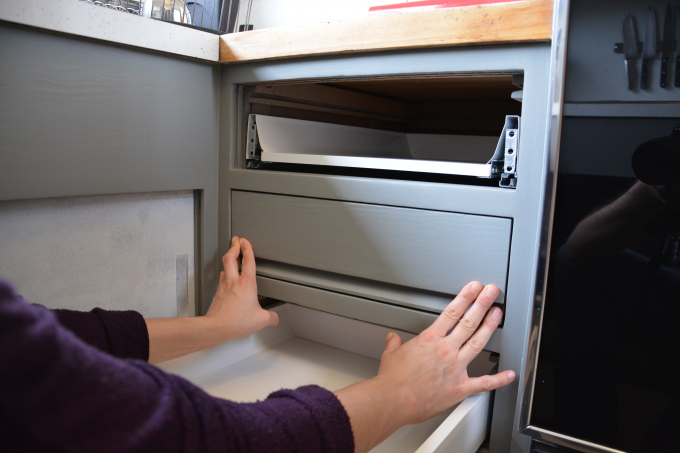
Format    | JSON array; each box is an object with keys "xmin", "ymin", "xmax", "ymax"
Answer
[{"xmin": 159, "ymin": 303, "xmax": 494, "ymax": 453}]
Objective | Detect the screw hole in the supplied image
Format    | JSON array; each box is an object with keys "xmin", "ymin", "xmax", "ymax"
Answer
[
  {"xmin": 509, "ymin": 131, "xmax": 515, "ymax": 137},
  {"xmin": 251, "ymin": 125, "xmax": 255, "ymax": 130},
  {"xmin": 508, "ymin": 149, "xmax": 514, "ymax": 154},
  {"xmin": 250, "ymin": 138, "xmax": 254, "ymax": 143},
  {"xmin": 506, "ymin": 166, "xmax": 513, "ymax": 171}
]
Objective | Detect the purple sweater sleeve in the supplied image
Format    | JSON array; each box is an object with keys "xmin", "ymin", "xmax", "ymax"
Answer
[
  {"xmin": 52, "ymin": 307, "xmax": 150, "ymax": 361},
  {"xmin": 0, "ymin": 280, "xmax": 354, "ymax": 453}
]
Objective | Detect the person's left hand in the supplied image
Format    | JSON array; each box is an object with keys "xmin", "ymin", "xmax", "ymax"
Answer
[{"xmin": 205, "ymin": 236, "xmax": 279, "ymax": 342}]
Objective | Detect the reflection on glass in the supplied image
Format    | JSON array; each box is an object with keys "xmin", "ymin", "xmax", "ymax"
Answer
[{"xmin": 532, "ymin": 124, "xmax": 680, "ymax": 452}]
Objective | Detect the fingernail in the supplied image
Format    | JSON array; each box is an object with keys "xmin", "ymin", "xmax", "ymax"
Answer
[
  {"xmin": 239, "ymin": 238, "xmax": 245, "ymax": 246},
  {"xmin": 492, "ymin": 308, "xmax": 502, "ymax": 318},
  {"xmin": 231, "ymin": 236, "xmax": 237, "ymax": 244},
  {"xmin": 486, "ymin": 285, "xmax": 498, "ymax": 297},
  {"xmin": 471, "ymin": 282, "xmax": 482, "ymax": 292},
  {"xmin": 386, "ymin": 332, "xmax": 394, "ymax": 341},
  {"xmin": 507, "ymin": 370, "xmax": 516, "ymax": 380}
]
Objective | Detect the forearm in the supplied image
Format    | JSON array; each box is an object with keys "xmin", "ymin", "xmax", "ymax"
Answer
[
  {"xmin": 145, "ymin": 316, "xmax": 226, "ymax": 364},
  {"xmin": 4, "ymin": 286, "xmax": 350, "ymax": 453},
  {"xmin": 145, "ymin": 237, "xmax": 278, "ymax": 365},
  {"xmin": 53, "ymin": 307, "xmax": 149, "ymax": 360},
  {"xmin": 334, "ymin": 376, "xmax": 411, "ymax": 453}
]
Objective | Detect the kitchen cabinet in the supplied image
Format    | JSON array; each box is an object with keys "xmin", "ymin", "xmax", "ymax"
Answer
[
  {"xmin": 159, "ymin": 303, "xmax": 496, "ymax": 453},
  {"xmin": 0, "ymin": 1, "xmax": 568, "ymax": 451}
]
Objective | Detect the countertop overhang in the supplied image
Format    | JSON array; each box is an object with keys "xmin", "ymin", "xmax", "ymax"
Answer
[
  {"xmin": 219, "ymin": 0, "xmax": 554, "ymax": 64},
  {"xmin": 1, "ymin": 0, "xmax": 553, "ymax": 63}
]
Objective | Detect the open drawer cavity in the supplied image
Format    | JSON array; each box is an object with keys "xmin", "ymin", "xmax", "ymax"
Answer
[
  {"xmin": 242, "ymin": 75, "xmax": 522, "ymax": 188},
  {"xmin": 231, "ymin": 191, "xmax": 511, "ymax": 311},
  {"xmin": 159, "ymin": 304, "xmax": 495, "ymax": 453}
]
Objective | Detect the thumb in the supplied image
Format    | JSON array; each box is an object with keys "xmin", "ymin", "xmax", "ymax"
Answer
[
  {"xmin": 382, "ymin": 332, "xmax": 403, "ymax": 357},
  {"xmin": 268, "ymin": 310, "xmax": 280, "ymax": 327}
]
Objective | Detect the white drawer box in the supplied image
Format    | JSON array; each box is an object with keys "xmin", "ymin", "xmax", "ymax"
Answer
[{"xmin": 159, "ymin": 304, "xmax": 494, "ymax": 453}]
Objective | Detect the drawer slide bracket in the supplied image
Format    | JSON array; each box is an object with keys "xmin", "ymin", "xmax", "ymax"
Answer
[
  {"xmin": 245, "ymin": 115, "xmax": 262, "ymax": 168},
  {"xmin": 496, "ymin": 116, "xmax": 520, "ymax": 189}
]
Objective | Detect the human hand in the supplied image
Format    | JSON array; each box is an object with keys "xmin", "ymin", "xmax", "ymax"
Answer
[
  {"xmin": 145, "ymin": 236, "xmax": 277, "ymax": 364},
  {"xmin": 204, "ymin": 236, "xmax": 279, "ymax": 342},
  {"xmin": 334, "ymin": 282, "xmax": 514, "ymax": 452},
  {"xmin": 376, "ymin": 282, "xmax": 514, "ymax": 425}
]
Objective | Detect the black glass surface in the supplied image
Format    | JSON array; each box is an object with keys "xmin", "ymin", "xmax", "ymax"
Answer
[{"xmin": 530, "ymin": 118, "xmax": 680, "ymax": 452}]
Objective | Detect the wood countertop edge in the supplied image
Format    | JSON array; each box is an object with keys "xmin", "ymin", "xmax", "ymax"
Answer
[{"xmin": 219, "ymin": 0, "xmax": 554, "ymax": 64}]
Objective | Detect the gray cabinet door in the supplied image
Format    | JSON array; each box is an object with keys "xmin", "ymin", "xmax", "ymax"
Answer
[{"xmin": 232, "ymin": 191, "xmax": 511, "ymax": 303}]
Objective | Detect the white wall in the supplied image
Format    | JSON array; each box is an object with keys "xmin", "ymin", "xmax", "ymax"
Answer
[
  {"xmin": 0, "ymin": 191, "xmax": 195, "ymax": 318},
  {"xmin": 236, "ymin": 0, "xmax": 415, "ymax": 30}
]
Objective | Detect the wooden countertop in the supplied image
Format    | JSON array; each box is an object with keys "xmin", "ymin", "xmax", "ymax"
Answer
[{"xmin": 219, "ymin": 0, "xmax": 554, "ymax": 64}]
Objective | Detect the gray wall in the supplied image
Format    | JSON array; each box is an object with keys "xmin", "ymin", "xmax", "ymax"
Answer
[
  {"xmin": 560, "ymin": 0, "xmax": 680, "ymax": 178},
  {"xmin": 565, "ymin": 0, "xmax": 680, "ymax": 103},
  {"xmin": 0, "ymin": 191, "xmax": 195, "ymax": 318},
  {"xmin": 0, "ymin": 22, "xmax": 220, "ymax": 314}
]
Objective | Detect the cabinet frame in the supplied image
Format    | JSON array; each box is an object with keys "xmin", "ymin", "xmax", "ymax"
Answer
[{"xmin": 219, "ymin": 42, "xmax": 557, "ymax": 453}]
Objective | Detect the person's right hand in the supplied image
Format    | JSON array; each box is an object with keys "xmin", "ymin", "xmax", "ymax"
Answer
[
  {"xmin": 334, "ymin": 281, "xmax": 515, "ymax": 453},
  {"xmin": 376, "ymin": 281, "xmax": 514, "ymax": 425}
]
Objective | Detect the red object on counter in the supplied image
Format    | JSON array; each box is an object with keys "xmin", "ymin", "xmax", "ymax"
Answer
[{"xmin": 368, "ymin": 0, "xmax": 523, "ymax": 16}]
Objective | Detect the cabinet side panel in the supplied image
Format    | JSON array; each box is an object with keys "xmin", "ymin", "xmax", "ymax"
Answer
[{"xmin": 0, "ymin": 23, "xmax": 220, "ymax": 314}]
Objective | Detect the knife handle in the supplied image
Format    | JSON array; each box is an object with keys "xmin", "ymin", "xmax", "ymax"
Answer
[
  {"xmin": 640, "ymin": 60, "xmax": 649, "ymax": 89},
  {"xmin": 675, "ymin": 56, "xmax": 680, "ymax": 88},
  {"xmin": 625, "ymin": 59, "xmax": 635, "ymax": 90},
  {"xmin": 660, "ymin": 58, "xmax": 668, "ymax": 88}
]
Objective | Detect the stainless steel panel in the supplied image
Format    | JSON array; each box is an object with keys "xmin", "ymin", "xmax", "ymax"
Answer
[{"xmin": 518, "ymin": 0, "xmax": 571, "ymax": 441}]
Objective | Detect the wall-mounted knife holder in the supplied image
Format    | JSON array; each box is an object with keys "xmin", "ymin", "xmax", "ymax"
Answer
[
  {"xmin": 616, "ymin": 4, "xmax": 680, "ymax": 90},
  {"xmin": 614, "ymin": 42, "xmax": 677, "ymax": 54},
  {"xmin": 241, "ymin": 75, "xmax": 523, "ymax": 188}
]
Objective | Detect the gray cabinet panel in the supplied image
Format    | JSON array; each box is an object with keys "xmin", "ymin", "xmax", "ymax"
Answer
[
  {"xmin": 0, "ymin": 191, "xmax": 195, "ymax": 318},
  {"xmin": 256, "ymin": 259, "xmax": 455, "ymax": 313},
  {"xmin": 0, "ymin": 23, "xmax": 219, "ymax": 314},
  {"xmin": 232, "ymin": 190, "xmax": 510, "ymax": 302}
]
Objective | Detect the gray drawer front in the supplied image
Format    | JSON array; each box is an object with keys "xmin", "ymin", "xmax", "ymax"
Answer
[{"xmin": 232, "ymin": 191, "xmax": 511, "ymax": 303}]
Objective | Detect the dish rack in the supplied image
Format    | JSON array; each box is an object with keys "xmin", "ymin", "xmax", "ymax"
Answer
[
  {"xmin": 79, "ymin": 0, "xmax": 143, "ymax": 15},
  {"xmin": 78, "ymin": 0, "xmax": 243, "ymax": 33}
]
